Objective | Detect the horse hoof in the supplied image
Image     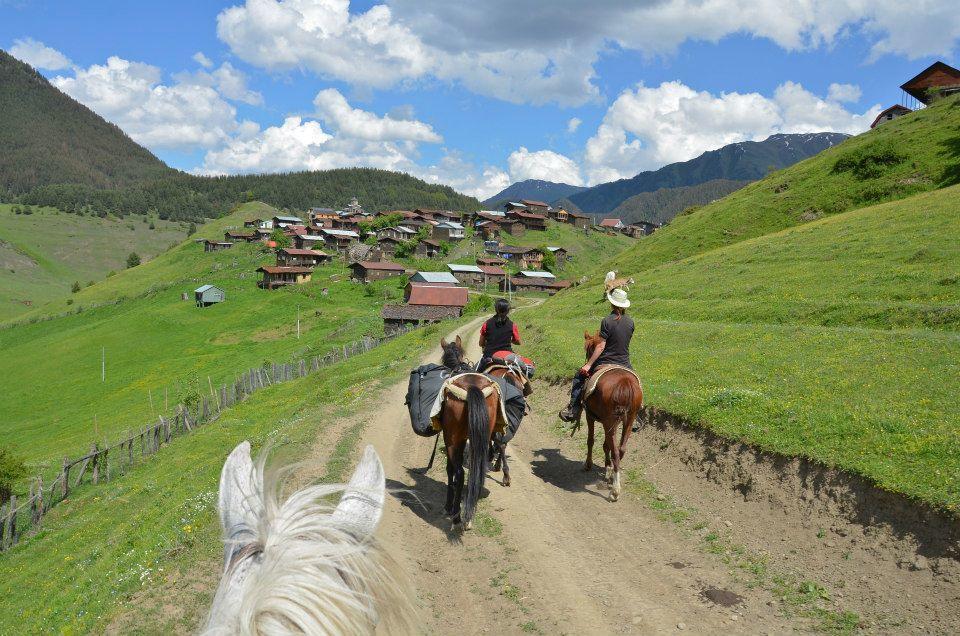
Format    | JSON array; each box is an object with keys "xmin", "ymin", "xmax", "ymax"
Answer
[
  {"xmin": 582, "ymin": 463, "xmax": 592, "ymax": 472},
  {"xmin": 491, "ymin": 463, "xmax": 502, "ymax": 473},
  {"xmin": 610, "ymin": 491, "xmax": 620, "ymax": 502},
  {"xmin": 464, "ymin": 519, "xmax": 473, "ymax": 531},
  {"xmin": 503, "ymin": 477, "xmax": 511, "ymax": 487}
]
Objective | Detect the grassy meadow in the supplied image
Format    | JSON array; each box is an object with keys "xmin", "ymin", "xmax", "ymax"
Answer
[
  {"xmin": 521, "ymin": 182, "xmax": 960, "ymax": 510},
  {"xmin": 0, "ymin": 320, "xmax": 456, "ymax": 634},
  {"xmin": 0, "ymin": 204, "xmax": 187, "ymax": 321}
]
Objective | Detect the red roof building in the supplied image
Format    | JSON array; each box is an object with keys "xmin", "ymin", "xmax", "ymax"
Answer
[{"xmin": 406, "ymin": 284, "xmax": 468, "ymax": 307}]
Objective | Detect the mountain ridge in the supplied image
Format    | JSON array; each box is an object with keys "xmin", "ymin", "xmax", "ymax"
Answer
[{"xmin": 482, "ymin": 178, "xmax": 587, "ymax": 208}]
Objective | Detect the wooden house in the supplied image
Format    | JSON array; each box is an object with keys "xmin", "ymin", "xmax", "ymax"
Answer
[
  {"xmin": 381, "ymin": 304, "xmax": 462, "ymax": 335},
  {"xmin": 376, "ymin": 236, "xmax": 407, "ymax": 257},
  {"xmin": 320, "ymin": 228, "xmax": 360, "ymax": 253},
  {"xmin": 406, "ymin": 284, "xmax": 468, "ymax": 309},
  {"xmin": 477, "ymin": 265, "xmax": 507, "ymax": 289},
  {"xmin": 567, "ymin": 210, "xmax": 591, "ymax": 229},
  {"xmin": 377, "ymin": 225, "xmax": 417, "ymax": 241},
  {"xmin": 870, "ymin": 105, "xmax": 912, "ymax": 129},
  {"xmin": 624, "ymin": 221, "xmax": 659, "ymax": 237},
  {"xmin": 276, "ymin": 248, "xmax": 332, "ymax": 268},
  {"xmin": 900, "ymin": 61, "xmax": 960, "ymax": 105},
  {"xmin": 257, "ymin": 266, "xmax": 313, "ymax": 289},
  {"xmin": 507, "ymin": 210, "xmax": 547, "ymax": 231},
  {"xmin": 409, "ymin": 271, "xmax": 458, "ymax": 286},
  {"xmin": 309, "ymin": 207, "xmax": 339, "ymax": 224},
  {"xmin": 204, "ymin": 240, "xmax": 233, "ymax": 252},
  {"xmin": 502, "ymin": 272, "xmax": 571, "ymax": 295},
  {"xmin": 447, "ymin": 263, "xmax": 485, "ymax": 287},
  {"xmin": 520, "ymin": 199, "xmax": 550, "ymax": 213},
  {"xmin": 499, "ymin": 220, "xmax": 525, "ymax": 236},
  {"xmin": 349, "ymin": 260, "xmax": 405, "ymax": 283},
  {"xmin": 272, "ymin": 215, "xmax": 304, "ymax": 228},
  {"xmin": 598, "ymin": 218, "xmax": 624, "ymax": 232},
  {"xmin": 503, "ymin": 201, "xmax": 527, "ymax": 212},
  {"xmin": 243, "ymin": 218, "xmax": 264, "ymax": 228},
  {"xmin": 433, "ymin": 221, "xmax": 465, "ymax": 241},
  {"xmin": 475, "ymin": 220, "xmax": 501, "ymax": 240},
  {"xmin": 414, "ymin": 239, "xmax": 443, "ymax": 258},
  {"xmin": 194, "ymin": 284, "xmax": 225, "ymax": 307},
  {"xmin": 292, "ymin": 234, "xmax": 325, "ymax": 250},
  {"xmin": 549, "ymin": 207, "xmax": 569, "ymax": 222},
  {"xmin": 489, "ymin": 245, "xmax": 544, "ymax": 270},
  {"xmin": 477, "ymin": 256, "xmax": 506, "ymax": 266},
  {"xmin": 546, "ymin": 246, "xmax": 568, "ymax": 269},
  {"xmin": 224, "ymin": 230, "xmax": 258, "ymax": 243}
]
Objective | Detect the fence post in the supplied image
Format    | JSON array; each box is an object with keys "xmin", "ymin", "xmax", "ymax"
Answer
[
  {"xmin": 0, "ymin": 502, "xmax": 6, "ymax": 550},
  {"xmin": 3, "ymin": 495, "xmax": 14, "ymax": 549},
  {"xmin": 61, "ymin": 457, "xmax": 69, "ymax": 499},
  {"xmin": 91, "ymin": 443, "xmax": 100, "ymax": 485}
]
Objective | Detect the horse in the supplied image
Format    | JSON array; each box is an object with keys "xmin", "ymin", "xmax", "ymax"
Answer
[
  {"xmin": 580, "ymin": 331, "xmax": 644, "ymax": 501},
  {"xmin": 203, "ymin": 442, "xmax": 417, "ymax": 635},
  {"xmin": 438, "ymin": 335, "xmax": 499, "ymax": 529},
  {"xmin": 483, "ymin": 364, "xmax": 528, "ymax": 488}
]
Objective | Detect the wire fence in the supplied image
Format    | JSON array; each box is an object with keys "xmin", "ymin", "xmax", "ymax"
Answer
[{"xmin": 0, "ymin": 323, "xmax": 417, "ymax": 553}]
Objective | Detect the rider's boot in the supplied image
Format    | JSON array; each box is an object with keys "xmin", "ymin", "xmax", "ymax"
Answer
[
  {"xmin": 559, "ymin": 371, "xmax": 586, "ymax": 422},
  {"xmin": 558, "ymin": 404, "xmax": 581, "ymax": 422}
]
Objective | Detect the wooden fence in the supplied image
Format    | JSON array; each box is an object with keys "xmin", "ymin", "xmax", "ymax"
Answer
[{"xmin": 0, "ymin": 325, "xmax": 415, "ymax": 552}]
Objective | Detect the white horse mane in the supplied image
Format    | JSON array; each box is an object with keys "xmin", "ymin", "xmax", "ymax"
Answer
[{"xmin": 203, "ymin": 443, "xmax": 417, "ymax": 635}]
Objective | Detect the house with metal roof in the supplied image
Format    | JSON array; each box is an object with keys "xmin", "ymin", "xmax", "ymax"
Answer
[
  {"xmin": 409, "ymin": 271, "xmax": 458, "ymax": 285},
  {"xmin": 406, "ymin": 284, "xmax": 468, "ymax": 308},
  {"xmin": 276, "ymin": 248, "xmax": 332, "ymax": 268},
  {"xmin": 194, "ymin": 284, "xmax": 225, "ymax": 307},
  {"xmin": 349, "ymin": 260, "xmax": 405, "ymax": 283},
  {"xmin": 320, "ymin": 228, "xmax": 360, "ymax": 252},
  {"xmin": 381, "ymin": 304, "xmax": 462, "ymax": 334},
  {"xmin": 447, "ymin": 263, "xmax": 484, "ymax": 286},
  {"xmin": 204, "ymin": 239, "xmax": 233, "ymax": 252},
  {"xmin": 433, "ymin": 221, "xmax": 465, "ymax": 241},
  {"xmin": 519, "ymin": 270, "xmax": 555, "ymax": 279},
  {"xmin": 257, "ymin": 266, "xmax": 313, "ymax": 289},
  {"xmin": 272, "ymin": 215, "xmax": 304, "ymax": 228}
]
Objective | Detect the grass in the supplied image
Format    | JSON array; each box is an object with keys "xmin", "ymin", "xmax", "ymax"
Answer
[
  {"xmin": 0, "ymin": 204, "xmax": 187, "ymax": 321},
  {"xmin": 522, "ymin": 186, "xmax": 960, "ymax": 509},
  {"xmin": 0, "ymin": 319, "xmax": 453, "ymax": 634}
]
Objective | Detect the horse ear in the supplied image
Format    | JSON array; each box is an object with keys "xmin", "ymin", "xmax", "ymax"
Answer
[
  {"xmin": 584, "ymin": 330, "xmax": 591, "ymax": 340},
  {"xmin": 218, "ymin": 442, "xmax": 262, "ymax": 561},
  {"xmin": 455, "ymin": 334, "xmax": 463, "ymax": 349},
  {"xmin": 440, "ymin": 337, "xmax": 448, "ymax": 349},
  {"xmin": 333, "ymin": 445, "xmax": 385, "ymax": 538}
]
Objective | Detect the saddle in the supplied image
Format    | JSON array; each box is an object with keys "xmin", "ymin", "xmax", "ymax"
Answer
[
  {"xmin": 429, "ymin": 373, "xmax": 509, "ymax": 434},
  {"xmin": 583, "ymin": 364, "xmax": 642, "ymax": 401}
]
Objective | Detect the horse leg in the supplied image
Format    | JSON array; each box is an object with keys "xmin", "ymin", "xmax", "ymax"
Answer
[
  {"xmin": 603, "ymin": 421, "xmax": 616, "ymax": 485},
  {"xmin": 609, "ymin": 421, "xmax": 623, "ymax": 502},
  {"xmin": 451, "ymin": 442, "xmax": 466, "ymax": 525},
  {"xmin": 583, "ymin": 416, "xmax": 595, "ymax": 472},
  {"xmin": 500, "ymin": 443, "xmax": 510, "ymax": 487},
  {"xmin": 444, "ymin": 442, "xmax": 457, "ymax": 517}
]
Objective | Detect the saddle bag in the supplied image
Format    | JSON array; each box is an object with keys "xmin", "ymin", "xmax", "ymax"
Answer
[
  {"xmin": 405, "ymin": 363, "xmax": 447, "ymax": 437},
  {"xmin": 491, "ymin": 350, "xmax": 536, "ymax": 379}
]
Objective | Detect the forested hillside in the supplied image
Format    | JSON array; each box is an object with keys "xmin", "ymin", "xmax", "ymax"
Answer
[
  {"xmin": 611, "ymin": 179, "xmax": 750, "ymax": 225},
  {"xmin": 568, "ymin": 132, "xmax": 849, "ymax": 213},
  {"xmin": 0, "ymin": 51, "xmax": 480, "ymax": 221},
  {"xmin": 482, "ymin": 179, "xmax": 587, "ymax": 208},
  {"xmin": 0, "ymin": 50, "xmax": 171, "ymax": 196}
]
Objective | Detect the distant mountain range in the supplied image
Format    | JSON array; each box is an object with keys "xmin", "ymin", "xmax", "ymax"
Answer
[
  {"xmin": 0, "ymin": 49, "xmax": 480, "ymax": 220},
  {"xmin": 482, "ymin": 179, "xmax": 587, "ymax": 209},
  {"xmin": 484, "ymin": 132, "xmax": 849, "ymax": 224}
]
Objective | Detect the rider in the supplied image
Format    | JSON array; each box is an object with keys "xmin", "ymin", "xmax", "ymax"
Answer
[
  {"xmin": 477, "ymin": 298, "xmax": 521, "ymax": 373},
  {"xmin": 558, "ymin": 287, "xmax": 633, "ymax": 422}
]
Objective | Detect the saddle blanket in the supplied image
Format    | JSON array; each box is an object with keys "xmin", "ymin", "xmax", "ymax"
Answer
[
  {"xmin": 429, "ymin": 373, "xmax": 509, "ymax": 434},
  {"xmin": 584, "ymin": 364, "xmax": 643, "ymax": 401}
]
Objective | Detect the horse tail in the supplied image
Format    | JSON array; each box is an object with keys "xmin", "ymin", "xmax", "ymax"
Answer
[
  {"xmin": 611, "ymin": 377, "xmax": 636, "ymax": 429},
  {"xmin": 464, "ymin": 385, "xmax": 489, "ymax": 524}
]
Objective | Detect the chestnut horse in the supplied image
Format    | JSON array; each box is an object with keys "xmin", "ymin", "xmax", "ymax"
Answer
[
  {"xmin": 581, "ymin": 331, "xmax": 644, "ymax": 501},
  {"xmin": 439, "ymin": 336, "xmax": 499, "ymax": 529},
  {"xmin": 483, "ymin": 366, "xmax": 525, "ymax": 487}
]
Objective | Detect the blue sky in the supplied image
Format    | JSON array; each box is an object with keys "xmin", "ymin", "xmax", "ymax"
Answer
[{"xmin": 3, "ymin": 0, "xmax": 959, "ymax": 198}]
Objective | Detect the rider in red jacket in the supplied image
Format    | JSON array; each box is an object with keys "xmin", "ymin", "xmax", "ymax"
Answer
[{"xmin": 477, "ymin": 298, "xmax": 520, "ymax": 372}]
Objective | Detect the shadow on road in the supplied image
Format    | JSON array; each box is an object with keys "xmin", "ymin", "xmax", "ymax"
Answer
[
  {"xmin": 530, "ymin": 447, "xmax": 608, "ymax": 500},
  {"xmin": 386, "ymin": 467, "xmax": 466, "ymax": 542}
]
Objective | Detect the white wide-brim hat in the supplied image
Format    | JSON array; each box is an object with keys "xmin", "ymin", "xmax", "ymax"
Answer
[{"xmin": 607, "ymin": 287, "xmax": 631, "ymax": 308}]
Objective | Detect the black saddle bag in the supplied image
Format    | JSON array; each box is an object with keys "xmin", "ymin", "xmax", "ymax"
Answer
[{"xmin": 405, "ymin": 363, "xmax": 447, "ymax": 437}]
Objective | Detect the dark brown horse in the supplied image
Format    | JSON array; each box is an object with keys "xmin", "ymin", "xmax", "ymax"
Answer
[
  {"xmin": 438, "ymin": 336, "xmax": 499, "ymax": 529},
  {"xmin": 483, "ymin": 366, "xmax": 526, "ymax": 487},
  {"xmin": 581, "ymin": 331, "xmax": 644, "ymax": 501}
]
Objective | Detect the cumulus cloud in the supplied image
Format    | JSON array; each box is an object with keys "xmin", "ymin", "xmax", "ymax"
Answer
[
  {"xmin": 567, "ymin": 117, "xmax": 582, "ymax": 133},
  {"xmin": 416, "ymin": 152, "xmax": 511, "ymax": 200},
  {"xmin": 52, "ymin": 56, "xmax": 242, "ymax": 150},
  {"xmin": 215, "ymin": 0, "xmax": 960, "ymax": 106},
  {"xmin": 9, "ymin": 37, "xmax": 72, "ymax": 70},
  {"xmin": 175, "ymin": 61, "xmax": 264, "ymax": 105},
  {"xmin": 583, "ymin": 80, "xmax": 880, "ymax": 183},
  {"xmin": 827, "ymin": 82, "xmax": 862, "ymax": 103},
  {"xmin": 312, "ymin": 88, "xmax": 441, "ymax": 142},
  {"xmin": 507, "ymin": 147, "xmax": 584, "ymax": 186},
  {"xmin": 193, "ymin": 51, "xmax": 214, "ymax": 68}
]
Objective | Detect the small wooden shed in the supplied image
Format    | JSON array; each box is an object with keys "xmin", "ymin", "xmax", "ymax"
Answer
[{"xmin": 195, "ymin": 284, "xmax": 225, "ymax": 307}]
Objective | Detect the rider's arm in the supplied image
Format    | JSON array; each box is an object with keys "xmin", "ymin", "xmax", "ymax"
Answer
[
  {"xmin": 512, "ymin": 323, "xmax": 521, "ymax": 345},
  {"xmin": 479, "ymin": 321, "xmax": 487, "ymax": 347},
  {"xmin": 580, "ymin": 339, "xmax": 605, "ymax": 374}
]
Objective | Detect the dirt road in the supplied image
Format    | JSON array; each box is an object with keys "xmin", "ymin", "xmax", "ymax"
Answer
[{"xmin": 358, "ymin": 318, "xmax": 801, "ymax": 635}]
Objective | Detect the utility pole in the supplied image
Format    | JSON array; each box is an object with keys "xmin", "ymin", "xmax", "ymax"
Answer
[
  {"xmin": 296, "ymin": 305, "xmax": 301, "ymax": 340},
  {"xmin": 101, "ymin": 346, "xmax": 105, "ymax": 382}
]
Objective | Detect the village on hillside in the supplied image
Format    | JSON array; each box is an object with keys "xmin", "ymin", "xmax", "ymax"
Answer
[{"xmin": 196, "ymin": 197, "xmax": 655, "ymax": 332}]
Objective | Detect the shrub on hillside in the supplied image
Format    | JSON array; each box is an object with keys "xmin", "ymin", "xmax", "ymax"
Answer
[
  {"xmin": 71, "ymin": 281, "xmax": 81, "ymax": 293},
  {"xmin": 831, "ymin": 143, "xmax": 906, "ymax": 180},
  {"xmin": 270, "ymin": 228, "xmax": 290, "ymax": 248},
  {"xmin": 0, "ymin": 447, "xmax": 27, "ymax": 504},
  {"xmin": 126, "ymin": 252, "xmax": 141, "ymax": 268}
]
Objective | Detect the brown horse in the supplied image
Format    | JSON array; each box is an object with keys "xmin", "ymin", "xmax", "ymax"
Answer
[
  {"xmin": 438, "ymin": 336, "xmax": 499, "ymax": 529},
  {"xmin": 581, "ymin": 331, "xmax": 644, "ymax": 501},
  {"xmin": 483, "ymin": 366, "xmax": 525, "ymax": 487}
]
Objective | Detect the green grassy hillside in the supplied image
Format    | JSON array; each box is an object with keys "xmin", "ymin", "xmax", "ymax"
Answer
[
  {"xmin": 610, "ymin": 94, "xmax": 960, "ymax": 276},
  {"xmin": 522, "ymin": 185, "xmax": 960, "ymax": 510},
  {"xmin": 0, "ymin": 204, "xmax": 187, "ymax": 321},
  {"xmin": 0, "ymin": 202, "xmax": 411, "ymax": 474}
]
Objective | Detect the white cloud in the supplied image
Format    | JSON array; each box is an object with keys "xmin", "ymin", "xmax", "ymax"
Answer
[
  {"xmin": 416, "ymin": 152, "xmax": 511, "ymax": 200},
  {"xmin": 312, "ymin": 88, "xmax": 441, "ymax": 142},
  {"xmin": 827, "ymin": 82, "xmax": 862, "ymax": 103},
  {"xmin": 567, "ymin": 117, "xmax": 582, "ymax": 133},
  {"xmin": 176, "ymin": 61, "xmax": 264, "ymax": 105},
  {"xmin": 583, "ymin": 80, "xmax": 880, "ymax": 183},
  {"xmin": 193, "ymin": 51, "xmax": 214, "ymax": 68},
  {"xmin": 507, "ymin": 147, "xmax": 584, "ymax": 186},
  {"xmin": 52, "ymin": 56, "xmax": 242, "ymax": 150},
  {"xmin": 215, "ymin": 0, "xmax": 960, "ymax": 106},
  {"xmin": 9, "ymin": 37, "xmax": 72, "ymax": 70}
]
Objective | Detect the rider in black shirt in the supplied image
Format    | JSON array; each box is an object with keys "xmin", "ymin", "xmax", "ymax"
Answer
[
  {"xmin": 559, "ymin": 287, "xmax": 634, "ymax": 422},
  {"xmin": 477, "ymin": 298, "xmax": 521, "ymax": 372}
]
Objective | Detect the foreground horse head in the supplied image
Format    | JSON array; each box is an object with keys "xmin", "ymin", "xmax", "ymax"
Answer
[
  {"xmin": 203, "ymin": 442, "xmax": 415, "ymax": 635},
  {"xmin": 439, "ymin": 335, "xmax": 470, "ymax": 372}
]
